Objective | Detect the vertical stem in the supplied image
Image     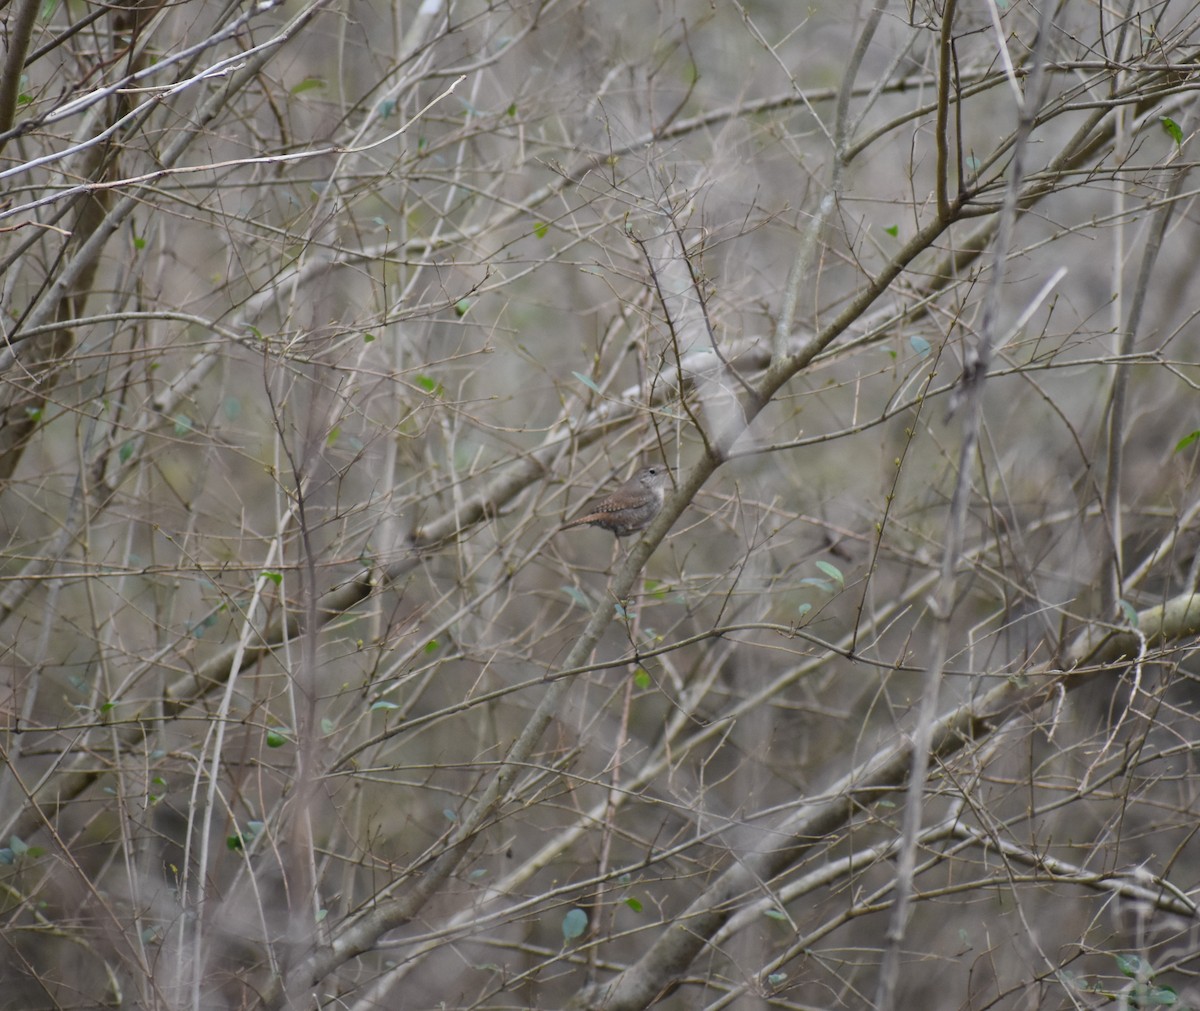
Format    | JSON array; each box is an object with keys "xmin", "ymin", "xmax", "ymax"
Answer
[{"xmin": 872, "ymin": 3, "xmax": 1053, "ymax": 1007}]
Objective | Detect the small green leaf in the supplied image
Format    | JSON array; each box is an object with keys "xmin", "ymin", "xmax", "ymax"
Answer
[
  {"xmin": 623, "ymin": 896, "xmax": 643, "ymax": 912},
  {"xmin": 424, "ymin": 639, "xmax": 440, "ymax": 654},
  {"xmin": 119, "ymin": 440, "xmax": 134, "ymax": 463},
  {"xmin": 100, "ymin": 701, "xmax": 115, "ymax": 714},
  {"xmin": 320, "ymin": 718, "xmax": 335, "ymax": 735},
  {"xmin": 133, "ymin": 235, "xmax": 146, "ymax": 250},
  {"xmin": 326, "ymin": 426, "xmax": 340, "ymax": 447},
  {"xmin": 25, "ymin": 406, "xmax": 42, "ymax": 421},
  {"xmin": 227, "ymin": 834, "xmax": 244, "ymax": 851},
  {"xmin": 764, "ymin": 908, "xmax": 788, "ymax": 921},
  {"xmin": 261, "ymin": 570, "xmax": 282, "ymax": 586},
  {"xmin": 797, "ymin": 602, "xmax": 812, "ymax": 618},
  {"xmin": 291, "ymin": 77, "xmax": 326, "ymax": 96},
  {"xmin": 315, "ymin": 908, "xmax": 328, "ymax": 922},
  {"xmin": 370, "ymin": 700, "xmax": 400, "ymax": 711},
  {"xmin": 247, "ymin": 325, "xmax": 264, "ymax": 340},
  {"xmin": 561, "ymin": 907, "xmax": 588, "ymax": 941},
  {"xmin": 633, "ymin": 669, "xmax": 651, "ymax": 690},
  {"xmin": 884, "ymin": 224, "xmax": 899, "ymax": 237},
  {"xmin": 562, "ymin": 585, "xmax": 591, "ymax": 608},
  {"xmin": 767, "ymin": 972, "xmax": 787, "ymax": 987},
  {"xmin": 454, "ymin": 298, "xmax": 471, "ymax": 317},
  {"xmin": 1116, "ymin": 953, "xmax": 1149, "ymax": 978},
  {"xmin": 815, "ymin": 560, "xmax": 844, "ymax": 588},
  {"xmin": 572, "ymin": 371, "xmax": 602, "ymax": 394},
  {"xmin": 506, "ymin": 102, "xmax": 517, "ymax": 117},
  {"xmin": 469, "ymin": 867, "xmax": 489, "ymax": 879},
  {"xmin": 443, "ymin": 808, "xmax": 458, "ymax": 822},
  {"xmin": 377, "ymin": 99, "xmax": 397, "ymax": 118},
  {"xmin": 173, "ymin": 414, "xmax": 193, "ymax": 436},
  {"xmin": 909, "ymin": 335, "xmax": 931, "ymax": 357},
  {"xmin": 534, "ymin": 221, "xmax": 549, "ymax": 238},
  {"xmin": 1174, "ymin": 430, "xmax": 1199, "ymax": 453},
  {"xmin": 362, "ymin": 332, "xmax": 376, "ymax": 342},
  {"xmin": 415, "ymin": 374, "xmax": 444, "ymax": 397},
  {"xmin": 9, "ymin": 836, "xmax": 29, "ymax": 858},
  {"xmin": 1118, "ymin": 599, "xmax": 1139, "ymax": 628},
  {"xmin": 266, "ymin": 729, "xmax": 289, "ymax": 748},
  {"xmin": 1160, "ymin": 116, "xmax": 1184, "ymax": 148}
]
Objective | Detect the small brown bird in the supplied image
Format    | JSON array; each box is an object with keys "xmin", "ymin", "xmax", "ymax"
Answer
[{"xmin": 561, "ymin": 465, "xmax": 671, "ymax": 537}]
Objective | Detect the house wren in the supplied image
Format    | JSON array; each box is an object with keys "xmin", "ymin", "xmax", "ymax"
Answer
[{"xmin": 561, "ymin": 465, "xmax": 670, "ymax": 537}]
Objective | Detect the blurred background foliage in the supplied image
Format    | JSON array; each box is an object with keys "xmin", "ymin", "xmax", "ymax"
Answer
[{"xmin": 2, "ymin": 0, "xmax": 1200, "ymax": 1008}]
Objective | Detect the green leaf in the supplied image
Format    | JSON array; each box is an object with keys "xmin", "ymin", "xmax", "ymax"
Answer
[
  {"xmin": 572, "ymin": 371, "xmax": 602, "ymax": 394},
  {"xmin": 320, "ymin": 718, "xmax": 335, "ymax": 735},
  {"xmin": 633, "ymin": 669, "xmax": 651, "ymax": 690},
  {"xmin": 291, "ymin": 77, "xmax": 326, "ymax": 96},
  {"xmin": 815, "ymin": 560, "xmax": 844, "ymax": 589},
  {"xmin": 623, "ymin": 896, "xmax": 643, "ymax": 912},
  {"xmin": 909, "ymin": 335, "xmax": 931, "ymax": 357},
  {"xmin": 119, "ymin": 440, "xmax": 135, "ymax": 463},
  {"xmin": 173, "ymin": 414, "xmax": 193, "ymax": 436},
  {"xmin": 797, "ymin": 602, "xmax": 812, "ymax": 618},
  {"xmin": 424, "ymin": 639, "xmax": 440, "ymax": 654},
  {"xmin": 562, "ymin": 585, "xmax": 591, "ymax": 608},
  {"xmin": 561, "ymin": 907, "xmax": 588, "ymax": 941},
  {"xmin": 362, "ymin": 332, "xmax": 376, "ymax": 342},
  {"xmin": 133, "ymin": 235, "xmax": 146, "ymax": 250},
  {"xmin": 1118, "ymin": 599, "xmax": 1139, "ymax": 628},
  {"xmin": 415, "ymin": 374, "xmax": 444, "ymax": 397},
  {"xmin": 1160, "ymin": 116, "xmax": 1183, "ymax": 149},
  {"xmin": 9, "ymin": 836, "xmax": 29, "ymax": 858},
  {"xmin": 266, "ymin": 729, "xmax": 289, "ymax": 748},
  {"xmin": 506, "ymin": 102, "xmax": 517, "ymax": 117},
  {"xmin": 377, "ymin": 99, "xmax": 397, "ymax": 118},
  {"xmin": 326, "ymin": 426, "xmax": 340, "ymax": 447},
  {"xmin": 1174, "ymin": 430, "xmax": 1199, "ymax": 453},
  {"xmin": 766, "ymin": 972, "xmax": 787, "ymax": 987},
  {"xmin": 884, "ymin": 224, "xmax": 899, "ymax": 237},
  {"xmin": 763, "ymin": 908, "xmax": 788, "ymax": 921},
  {"xmin": 1115, "ymin": 953, "xmax": 1149, "ymax": 978},
  {"xmin": 370, "ymin": 700, "xmax": 400, "ymax": 711},
  {"xmin": 261, "ymin": 570, "xmax": 282, "ymax": 586},
  {"xmin": 534, "ymin": 221, "xmax": 549, "ymax": 238},
  {"xmin": 454, "ymin": 298, "xmax": 471, "ymax": 317},
  {"xmin": 227, "ymin": 820, "xmax": 263, "ymax": 853}
]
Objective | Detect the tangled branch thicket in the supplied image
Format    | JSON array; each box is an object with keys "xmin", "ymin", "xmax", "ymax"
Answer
[{"xmin": 5, "ymin": 1, "xmax": 1200, "ymax": 1008}]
